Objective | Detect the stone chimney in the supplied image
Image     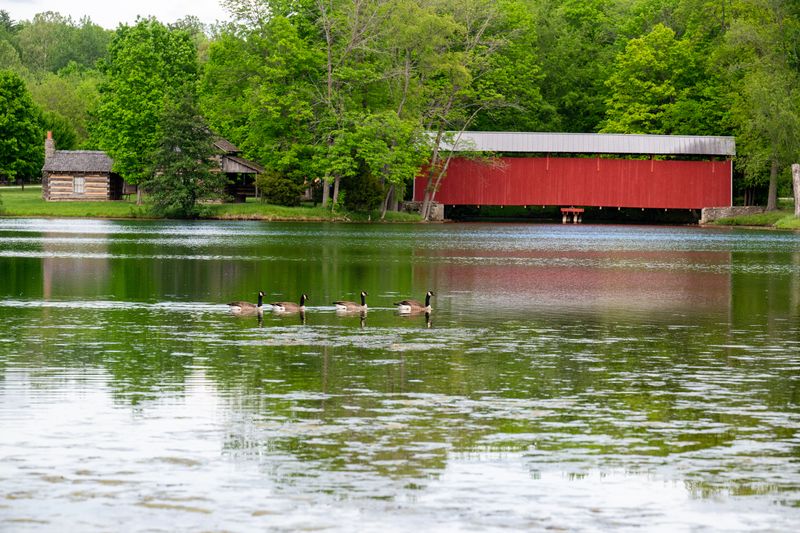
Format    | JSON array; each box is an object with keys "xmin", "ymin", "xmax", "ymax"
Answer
[{"xmin": 44, "ymin": 131, "xmax": 55, "ymax": 161}]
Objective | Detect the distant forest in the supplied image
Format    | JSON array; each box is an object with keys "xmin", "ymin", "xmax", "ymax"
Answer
[{"xmin": 1, "ymin": 0, "xmax": 798, "ymax": 211}]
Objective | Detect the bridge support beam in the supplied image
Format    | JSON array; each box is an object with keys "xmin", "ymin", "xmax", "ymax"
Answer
[{"xmin": 561, "ymin": 207, "xmax": 584, "ymax": 224}]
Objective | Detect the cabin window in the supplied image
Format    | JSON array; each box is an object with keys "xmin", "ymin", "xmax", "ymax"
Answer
[{"xmin": 73, "ymin": 177, "xmax": 85, "ymax": 194}]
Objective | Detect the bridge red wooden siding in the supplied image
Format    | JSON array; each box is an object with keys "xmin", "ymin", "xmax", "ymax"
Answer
[{"xmin": 413, "ymin": 157, "xmax": 732, "ymax": 209}]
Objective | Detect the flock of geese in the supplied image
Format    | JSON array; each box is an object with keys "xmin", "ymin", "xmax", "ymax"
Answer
[{"xmin": 227, "ymin": 290, "xmax": 435, "ymax": 315}]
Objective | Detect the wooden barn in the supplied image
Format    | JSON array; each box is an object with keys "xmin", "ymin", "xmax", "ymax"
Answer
[
  {"xmin": 42, "ymin": 132, "xmax": 123, "ymax": 201},
  {"xmin": 214, "ymin": 138, "xmax": 264, "ymax": 202}
]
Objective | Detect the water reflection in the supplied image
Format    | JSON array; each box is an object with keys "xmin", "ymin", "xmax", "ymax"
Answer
[{"xmin": 1, "ymin": 220, "xmax": 799, "ymax": 530}]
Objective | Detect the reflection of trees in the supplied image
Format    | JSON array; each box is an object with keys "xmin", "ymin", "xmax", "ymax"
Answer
[
  {"xmin": 2, "ymin": 293, "xmax": 799, "ymax": 497},
  {"xmin": 204, "ymin": 314, "xmax": 794, "ymax": 484}
]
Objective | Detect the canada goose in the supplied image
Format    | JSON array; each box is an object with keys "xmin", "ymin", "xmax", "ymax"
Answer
[
  {"xmin": 394, "ymin": 291, "xmax": 434, "ymax": 314},
  {"xmin": 228, "ymin": 291, "xmax": 265, "ymax": 314},
  {"xmin": 334, "ymin": 291, "xmax": 368, "ymax": 312},
  {"xmin": 271, "ymin": 294, "xmax": 308, "ymax": 313}
]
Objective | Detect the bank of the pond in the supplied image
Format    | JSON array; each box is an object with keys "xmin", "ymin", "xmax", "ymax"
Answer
[
  {"xmin": 0, "ymin": 186, "xmax": 422, "ymax": 222},
  {"xmin": 711, "ymin": 210, "xmax": 800, "ymax": 229}
]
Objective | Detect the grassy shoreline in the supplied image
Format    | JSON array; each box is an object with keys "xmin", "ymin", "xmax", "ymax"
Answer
[
  {"xmin": 3, "ymin": 185, "xmax": 798, "ymax": 227},
  {"xmin": 0, "ymin": 186, "xmax": 422, "ymax": 223},
  {"xmin": 710, "ymin": 198, "xmax": 799, "ymax": 229}
]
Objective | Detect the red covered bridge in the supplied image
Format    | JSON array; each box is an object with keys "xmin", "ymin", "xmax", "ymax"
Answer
[{"xmin": 414, "ymin": 132, "xmax": 735, "ymax": 211}]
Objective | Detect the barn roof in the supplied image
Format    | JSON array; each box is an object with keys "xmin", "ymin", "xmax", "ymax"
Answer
[
  {"xmin": 214, "ymin": 138, "xmax": 240, "ymax": 153},
  {"xmin": 438, "ymin": 132, "xmax": 736, "ymax": 156},
  {"xmin": 43, "ymin": 151, "xmax": 114, "ymax": 173},
  {"xmin": 222, "ymin": 154, "xmax": 264, "ymax": 174}
]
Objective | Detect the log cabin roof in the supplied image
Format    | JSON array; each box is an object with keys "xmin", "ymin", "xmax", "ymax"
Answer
[{"xmin": 43, "ymin": 151, "xmax": 114, "ymax": 173}]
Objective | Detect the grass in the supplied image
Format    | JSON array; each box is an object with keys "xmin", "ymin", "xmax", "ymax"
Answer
[
  {"xmin": 0, "ymin": 186, "xmax": 423, "ymax": 222},
  {"xmin": 0, "ymin": 186, "xmax": 147, "ymax": 218},
  {"xmin": 713, "ymin": 210, "xmax": 792, "ymax": 227},
  {"xmin": 713, "ymin": 197, "xmax": 799, "ymax": 229}
]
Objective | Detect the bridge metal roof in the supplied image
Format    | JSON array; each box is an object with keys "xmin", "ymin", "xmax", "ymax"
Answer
[{"xmin": 438, "ymin": 132, "xmax": 736, "ymax": 156}]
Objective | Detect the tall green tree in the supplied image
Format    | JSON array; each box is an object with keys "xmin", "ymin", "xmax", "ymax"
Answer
[
  {"xmin": 202, "ymin": 15, "xmax": 321, "ymax": 188},
  {"xmin": 0, "ymin": 69, "xmax": 43, "ymax": 183},
  {"xmin": 722, "ymin": 1, "xmax": 800, "ymax": 210},
  {"xmin": 144, "ymin": 89, "xmax": 224, "ymax": 217},
  {"xmin": 94, "ymin": 18, "xmax": 198, "ymax": 200},
  {"xmin": 601, "ymin": 23, "xmax": 698, "ymax": 133},
  {"xmin": 534, "ymin": 0, "xmax": 621, "ymax": 132}
]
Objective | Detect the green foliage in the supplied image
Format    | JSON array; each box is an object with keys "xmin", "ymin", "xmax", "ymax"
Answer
[
  {"xmin": 720, "ymin": 2, "xmax": 800, "ymax": 208},
  {"xmin": 5, "ymin": 1, "xmax": 800, "ymax": 212},
  {"xmin": 42, "ymin": 111, "xmax": 78, "ymax": 151},
  {"xmin": 201, "ymin": 15, "xmax": 321, "ymax": 183},
  {"xmin": 15, "ymin": 12, "xmax": 111, "ymax": 73},
  {"xmin": 534, "ymin": 0, "xmax": 620, "ymax": 132},
  {"xmin": 472, "ymin": 0, "xmax": 552, "ymax": 131},
  {"xmin": 94, "ymin": 19, "xmax": 198, "ymax": 186},
  {"xmin": 341, "ymin": 170, "xmax": 383, "ymax": 212},
  {"xmin": 256, "ymin": 171, "xmax": 306, "ymax": 207},
  {"xmin": 28, "ymin": 66, "xmax": 103, "ymax": 146},
  {"xmin": 143, "ymin": 90, "xmax": 224, "ymax": 218},
  {"xmin": 602, "ymin": 24, "xmax": 699, "ymax": 133},
  {"xmin": 0, "ymin": 40, "xmax": 23, "ymax": 72},
  {"xmin": 0, "ymin": 69, "xmax": 43, "ymax": 181}
]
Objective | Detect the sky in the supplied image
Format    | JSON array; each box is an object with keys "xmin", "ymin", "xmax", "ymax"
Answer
[{"xmin": 4, "ymin": 0, "xmax": 230, "ymax": 29}]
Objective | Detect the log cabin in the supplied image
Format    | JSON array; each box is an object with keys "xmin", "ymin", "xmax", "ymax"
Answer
[{"xmin": 41, "ymin": 132, "xmax": 123, "ymax": 201}]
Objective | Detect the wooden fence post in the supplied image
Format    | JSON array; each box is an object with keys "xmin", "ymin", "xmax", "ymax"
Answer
[{"xmin": 793, "ymin": 164, "xmax": 800, "ymax": 217}]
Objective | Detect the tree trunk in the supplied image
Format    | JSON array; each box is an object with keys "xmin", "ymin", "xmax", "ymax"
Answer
[
  {"xmin": 136, "ymin": 186, "xmax": 142, "ymax": 206},
  {"xmin": 767, "ymin": 159, "xmax": 779, "ymax": 211},
  {"xmin": 792, "ymin": 163, "xmax": 800, "ymax": 217},
  {"xmin": 332, "ymin": 175, "xmax": 340, "ymax": 210},
  {"xmin": 390, "ymin": 185, "xmax": 399, "ymax": 212},
  {"xmin": 321, "ymin": 178, "xmax": 330, "ymax": 208},
  {"xmin": 380, "ymin": 184, "xmax": 394, "ymax": 220},
  {"xmin": 420, "ymin": 189, "xmax": 433, "ymax": 221}
]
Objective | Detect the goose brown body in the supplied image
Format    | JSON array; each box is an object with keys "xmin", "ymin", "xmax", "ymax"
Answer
[
  {"xmin": 394, "ymin": 291, "xmax": 434, "ymax": 314},
  {"xmin": 271, "ymin": 294, "xmax": 308, "ymax": 313},
  {"xmin": 228, "ymin": 291, "xmax": 265, "ymax": 314},
  {"xmin": 334, "ymin": 291, "xmax": 368, "ymax": 312}
]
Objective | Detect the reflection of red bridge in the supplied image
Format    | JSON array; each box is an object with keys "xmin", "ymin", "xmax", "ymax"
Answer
[{"xmin": 414, "ymin": 132, "xmax": 735, "ymax": 210}]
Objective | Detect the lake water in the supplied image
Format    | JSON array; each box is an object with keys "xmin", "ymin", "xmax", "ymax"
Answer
[{"xmin": 1, "ymin": 218, "xmax": 799, "ymax": 531}]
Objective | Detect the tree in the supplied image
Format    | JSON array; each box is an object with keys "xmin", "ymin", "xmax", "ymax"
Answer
[
  {"xmin": 14, "ymin": 12, "xmax": 111, "ymax": 73},
  {"xmin": 419, "ymin": 0, "xmax": 516, "ymax": 220},
  {"xmin": 470, "ymin": 0, "xmax": 550, "ymax": 132},
  {"xmin": 201, "ymin": 15, "xmax": 321, "ymax": 192},
  {"xmin": 94, "ymin": 18, "xmax": 198, "ymax": 202},
  {"xmin": 28, "ymin": 66, "xmax": 103, "ymax": 146},
  {"xmin": 533, "ymin": 0, "xmax": 619, "ymax": 132},
  {"xmin": 722, "ymin": 1, "xmax": 800, "ymax": 210},
  {"xmin": 42, "ymin": 110, "xmax": 78, "ymax": 151},
  {"xmin": 143, "ymin": 90, "xmax": 225, "ymax": 218},
  {"xmin": 0, "ymin": 69, "xmax": 43, "ymax": 183},
  {"xmin": 601, "ymin": 23, "xmax": 698, "ymax": 133}
]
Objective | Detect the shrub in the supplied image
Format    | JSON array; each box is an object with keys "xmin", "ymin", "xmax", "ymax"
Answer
[
  {"xmin": 257, "ymin": 172, "xmax": 305, "ymax": 206},
  {"xmin": 341, "ymin": 171, "xmax": 383, "ymax": 212}
]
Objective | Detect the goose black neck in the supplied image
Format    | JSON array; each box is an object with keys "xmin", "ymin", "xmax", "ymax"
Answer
[
  {"xmin": 425, "ymin": 293, "xmax": 431, "ymax": 306},
  {"xmin": 257, "ymin": 293, "xmax": 263, "ymax": 307},
  {"xmin": 360, "ymin": 293, "xmax": 366, "ymax": 306},
  {"xmin": 300, "ymin": 294, "xmax": 306, "ymax": 306}
]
